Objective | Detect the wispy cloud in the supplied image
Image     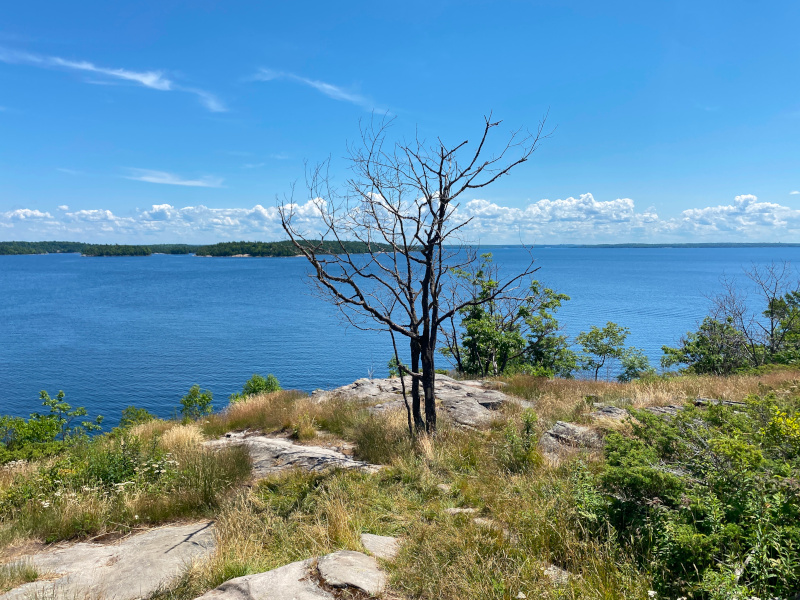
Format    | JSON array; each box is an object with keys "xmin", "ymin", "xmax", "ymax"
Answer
[
  {"xmin": 124, "ymin": 169, "xmax": 224, "ymax": 188},
  {"xmin": 269, "ymin": 152, "xmax": 290, "ymax": 160},
  {"xmin": 57, "ymin": 205, "xmax": 69, "ymax": 211},
  {"xmin": 0, "ymin": 47, "xmax": 226, "ymax": 112},
  {"xmin": 253, "ymin": 68, "xmax": 381, "ymax": 111},
  {"xmin": 791, "ymin": 191, "xmax": 799, "ymax": 195},
  {"xmin": 57, "ymin": 168, "xmax": 82, "ymax": 175},
  {"xmin": 241, "ymin": 162, "xmax": 265, "ymax": 169}
]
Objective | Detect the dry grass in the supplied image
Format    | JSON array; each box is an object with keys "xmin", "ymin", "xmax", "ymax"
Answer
[
  {"xmin": 159, "ymin": 424, "xmax": 205, "ymax": 455},
  {"xmin": 503, "ymin": 369, "xmax": 800, "ymax": 424}
]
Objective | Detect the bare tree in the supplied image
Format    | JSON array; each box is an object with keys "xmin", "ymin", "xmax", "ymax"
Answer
[
  {"xmin": 279, "ymin": 115, "xmax": 546, "ymax": 433},
  {"xmin": 709, "ymin": 261, "xmax": 800, "ymax": 366}
]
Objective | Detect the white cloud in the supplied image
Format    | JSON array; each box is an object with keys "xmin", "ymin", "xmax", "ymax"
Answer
[
  {"xmin": 2, "ymin": 194, "xmax": 798, "ymax": 245},
  {"xmin": 57, "ymin": 205, "xmax": 69, "ymax": 211},
  {"xmin": 0, "ymin": 46, "xmax": 226, "ymax": 112},
  {"xmin": 57, "ymin": 168, "xmax": 81, "ymax": 175},
  {"xmin": 253, "ymin": 68, "xmax": 381, "ymax": 111},
  {"xmin": 791, "ymin": 190, "xmax": 799, "ymax": 195},
  {"xmin": 2, "ymin": 208, "xmax": 53, "ymax": 220},
  {"xmin": 241, "ymin": 162, "xmax": 266, "ymax": 169},
  {"xmin": 124, "ymin": 169, "xmax": 224, "ymax": 188}
]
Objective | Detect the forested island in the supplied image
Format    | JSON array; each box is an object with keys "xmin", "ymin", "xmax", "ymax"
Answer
[{"xmin": 0, "ymin": 240, "xmax": 394, "ymax": 257}]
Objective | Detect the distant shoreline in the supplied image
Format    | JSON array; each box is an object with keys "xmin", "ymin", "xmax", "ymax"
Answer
[{"xmin": 1, "ymin": 240, "xmax": 799, "ymax": 257}]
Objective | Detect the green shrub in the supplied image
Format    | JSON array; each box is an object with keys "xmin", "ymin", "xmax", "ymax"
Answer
[
  {"xmin": 180, "ymin": 385, "xmax": 214, "ymax": 420},
  {"xmin": 595, "ymin": 395, "xmax": 800, "ymax": 598},
  {"xmin": 118, "ymin": 405, "xmax": 156, "ymax": 429},
  {"xmin": 229, "ymin": 374, "xmax": 281, "ymax": 403}
]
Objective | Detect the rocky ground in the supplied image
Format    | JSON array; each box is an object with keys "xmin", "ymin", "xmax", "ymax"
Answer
[{"xmin": 3, "ymin": 376, "xmax": 700, "ymax": 600}]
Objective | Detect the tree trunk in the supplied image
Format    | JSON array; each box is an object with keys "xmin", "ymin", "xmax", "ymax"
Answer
[
  {"xmin": 421, "ymin": 344, "xmax": 437, "ymax": 432},
  {"xmin": 410, "ymin": 339, "xmax": 425, "ymax": 432}
]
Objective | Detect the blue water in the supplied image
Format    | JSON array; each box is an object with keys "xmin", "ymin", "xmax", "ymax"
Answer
[{"xmin": 2, "ymin": 247, "xmax": 799, "ymax": 426}]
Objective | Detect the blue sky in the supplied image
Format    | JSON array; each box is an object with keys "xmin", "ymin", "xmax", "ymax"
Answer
[{"xmin": 1, "ymin": 0, "xmax": 798, "ymax": 244}]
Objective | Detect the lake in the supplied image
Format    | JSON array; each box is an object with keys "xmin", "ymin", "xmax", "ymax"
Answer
[{"xmin": 2, "ymin": 246, "xmax": 799, "ymax": 426}]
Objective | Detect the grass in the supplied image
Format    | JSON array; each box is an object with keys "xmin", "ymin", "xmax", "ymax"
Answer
[
  {"xmin": 0, "ymin": 561, "xmax": 38, "ymax": 593},
  {"xmin": 4, "ymin": 370, "xmax": 800, "ymax": 599},
  {"xmin": 0, "ymin": 421, "xmax": 251, "ymax": 548}
]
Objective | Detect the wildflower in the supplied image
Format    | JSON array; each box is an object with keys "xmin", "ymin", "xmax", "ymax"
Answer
[
  {"xmin": 134, "ymin": 514, "xmax": 139, "ymax": 520},
  {"xmin": 647, "ymin": 592, "xmax": 656, "ymax": 599},
  {"xmin": 40, "ymin": 501, "xmax": 50, "ymax": 508}
]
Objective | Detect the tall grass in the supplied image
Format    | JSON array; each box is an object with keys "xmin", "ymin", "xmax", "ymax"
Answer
[
  {"xmin": 0, "ymin": 423, "xmax": 251, "ymax": 546},
  {"xmin": 0, "ymin": 561, "xmax": 38, "ymax": 593}
]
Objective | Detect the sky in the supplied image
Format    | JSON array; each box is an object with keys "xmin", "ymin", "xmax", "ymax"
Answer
[{"xmin": 1, "ymin": 0, "xmax": 799, "ymax": 244}]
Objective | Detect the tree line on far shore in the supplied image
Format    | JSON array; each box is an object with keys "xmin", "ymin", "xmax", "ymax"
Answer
[{"xmin": 0, "ymin": 240, "xmax": 393, "ymax": 257}]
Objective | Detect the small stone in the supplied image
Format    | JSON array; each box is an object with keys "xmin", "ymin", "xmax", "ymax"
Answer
[
  {"xmin": 436, "ymin": 483, "xmax": 452, "ymax": 493},
  {"xmin": 317, "ymin": 550, "xmax": 386, "ymax": 596},
  {"xmin": 444, "ymin": 507, "xmax": 478, "ymax": 515},
  {"xmin": 542, "ymin": 563, "xmax": 570, "ymax": 585},
  {"xmin": 360, "ymin": 533, "xmax": 399, "ymax": 560},
  {"xmin": 539, "ymin": 421, "xmax": 603, "ymax": 457},
  {"xmin": 516, "ymin": 593, "xmax": 527, "ymax": 599}
]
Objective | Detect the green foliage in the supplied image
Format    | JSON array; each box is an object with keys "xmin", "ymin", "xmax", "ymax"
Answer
[
  {"xmin": 180, "ymin": 385, "xmax": 214, "ymax": 419},
  {"xmin": 617, "ymin": 347, "xmax": 656, "ymax": 382},
  {"xmin": 442, "ymin": 253, "xmax": 576, "ymax": 378},
  {"xmin": 0, "ymin": 391, "xmax": 102, "ymax": 464},
  {"xmin": 229, "ymin": 373, "xmax": 281, "ymax": 402},
  {"xmin": 662, "ymin": 317, "xmax": 751, "ymax": 375},
  {"xmin": 496, "ymin": 409, "xmax": 540, "ymax": 473},
  {"xmin": 596, "ymin": 395, "xmax": 800, "ymax": 598},
  {"xmin": 577, "ymin": 321, "xmax": 629, "ymax": 380},
  {"xmin": 118, "ymin": 406, "xmax": 156, "ymax": 429}
]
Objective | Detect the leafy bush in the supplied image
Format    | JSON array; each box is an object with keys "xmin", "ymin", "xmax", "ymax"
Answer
[
  {"xmin": 0, "ymin": 390, "xmax": 102, "ymax": 464},
  {"xmin": 229, "ymin": 374, "xmax": 281, "ymax": 402},
  {"xmin": 180, "ymin": 385, "xmax": 214, "ymax": 420},
  {"xmin": 119, "ymin": 405, "xmax": 156, "ymax": 429},
  {"xmin": 597, "ymin": 395, "xmax": 800, "ymax": 598}
]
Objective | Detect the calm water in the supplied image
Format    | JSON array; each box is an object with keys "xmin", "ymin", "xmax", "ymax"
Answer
[{"xmin": 2, "ymin": 247, "xmax": 799, "ymax": 426}]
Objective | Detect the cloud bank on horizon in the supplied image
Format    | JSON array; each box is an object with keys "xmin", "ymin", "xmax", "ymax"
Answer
[{"xmin": 2, "ymin": 194, "xmax": 798, "ymax": 245}]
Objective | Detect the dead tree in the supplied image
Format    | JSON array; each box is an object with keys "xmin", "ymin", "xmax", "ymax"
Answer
[{"xmin": 279, "ymin": 114, "xmax": 546, "ymax": 433}]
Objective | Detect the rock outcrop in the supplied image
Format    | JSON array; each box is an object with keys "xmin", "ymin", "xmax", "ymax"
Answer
[
  {"xmin": 194, "ymin": 548, "xmax": 393, "ymax": 600},
  {"xmin": 313, "ymin": 375, "xmax": 529, "ymax": 428},
  {"xmin": 539, "ymin": 421, "xmax": 603, "ymax": 458},
  {"xmin": 205, "ymin": 433, "xmax": 381, "ymax": 478},
  {"xmin": 1, "ymin": 521, "xmax": 215, "ymax": 600}
]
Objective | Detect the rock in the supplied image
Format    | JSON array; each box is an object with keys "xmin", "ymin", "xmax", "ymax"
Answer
[
  {"xmin": 444, "ymin": 507, "xmax": 478, "ymax": 515},
  {"xmin": 314, "ymin": 375, "xmax": 527, "ymax": 428},
  {"xmin": 590, "ymin": 406, "xmax": 629, "ymax": 421},
  {"xmin": 694, "ymin": 397, "xmax": 746, "ymax": 408},
  {"xmin": 2, "ymin": 521, "xmax": 215, "ymax": 600},
  {"xmin": 194, "ymin": 558, "xmax": 332, "ymax": 600},
  {"xmin": 542, "ymin": 563, "xmax": 570, "ymax": 585},
  {"xmin": 205, "ymin": 433, "xmax": 381, "ymax": 477},
  {"xmin": 644, "ymin": 405, "xmax": 684, "ymax": 417},
  {"xmin": 360, "ymin": 533, "xmax": 400, "ymax": 560},
  {"xmin": 539, "ymin": 421, "xmax": 603, "ymax": 457},
  {"xmin": 436, "ymin": 483, "xmax": 452, "ymax": 494},
  {"xmin": 317, "ymin": 550, "xmax": 386, "ymax": 596}
]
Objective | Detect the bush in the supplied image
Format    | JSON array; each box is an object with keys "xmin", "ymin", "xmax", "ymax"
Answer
[
  {"xmin": 180, "ymin": 385, "xmax": 214, "ymax": 420},
  {"xmin": 596, "ymin": 395, "xmax": 800, "ymax": 598},
  {"xmin": 229, "ymin": 374, "xmax": 281, "ymax": 403},
  {"xmin": 119, "ymin": 406, "xmax": 156, "ymax": 429}
]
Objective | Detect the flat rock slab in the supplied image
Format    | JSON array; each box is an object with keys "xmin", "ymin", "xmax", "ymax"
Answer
[
  {"xmin": 590, "ymin": 406, "xmax": 629, "ymax": 421},
  {"xmin": 195, "ymin": 551, "xmax": 386, "ymax": 600},
  {"xmin": 314, "ymin": 375, "xmax": 527, "ymax": 428},
  {"xmin": 539, "ymin": 421, "xmax": 603, "ymax": 458},
  {"xmin": 317, "ymin": 550, "xmax": 386, "ymax": 596},
  {"xmin": 205, "ymin": 433, "xmax": 381, "ymax": 477},
  {"xmin": 444, "ymin": 507, "xmax": 478, "ymax": 515},
  {"xmin": 194, "ymin": 558, "xmax": 332, "ymax": 600},
  {"xmin": 2, "ymin": 521, "xmax": 215, "ymax": 600},
  {"xmin": 360, "ymin": 533, "xmax": 399, "ymax": 560},
  {"xmin": 644, "ymin": 404, "xmax": 684, "ymax": 417}
]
